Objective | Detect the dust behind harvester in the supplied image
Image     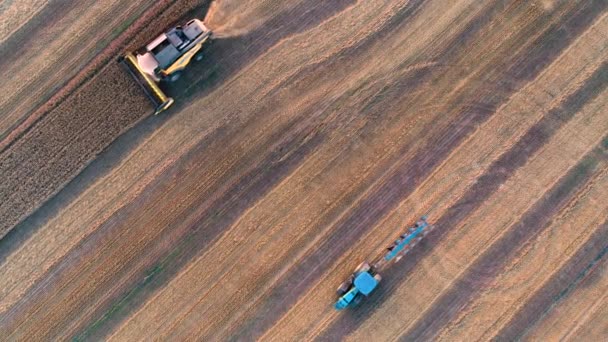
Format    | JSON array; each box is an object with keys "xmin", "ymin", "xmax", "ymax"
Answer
[{"xmin": 118, "ymin": 18, "xmax": 212, "ymax": 114}]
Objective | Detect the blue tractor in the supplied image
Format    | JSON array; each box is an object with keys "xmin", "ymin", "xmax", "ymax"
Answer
[
  {"xmin": 334, "ymin": 216, "xmax": 431, "ymax": 310},
  {"xmin": 334, "ymin": 262, "xmax": 381, "ymax": 310}
]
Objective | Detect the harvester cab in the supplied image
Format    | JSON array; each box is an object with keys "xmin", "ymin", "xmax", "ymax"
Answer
[
  {"xmin": 118, "ymin": 18, "xmax": 212, "ymax": 114},
  {"xmin": 334, "ymin": 262, "xmax": 381, "ymax": 310}
]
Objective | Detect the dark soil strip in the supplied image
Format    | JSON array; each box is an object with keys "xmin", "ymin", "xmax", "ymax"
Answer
[
  {"xmin": 264, "ymin": 0, "xmax": 428, "ymax": 98},
  {"xmin": 317, "ymin": 26, "xmax": 608, "ymax": 342},
  {"xmin": 0, "ymin": 1, "xmax": 78, "ymax": 69},
  {"xmin": 231, "ymin": 106, "xmax": 497, "ymax": 341},
  {"xmin": 397, "ymin": 148, "xmax": 607, "ymax": 341},
  {"xmin": 497, "ymin": 219, "xmax": 608, "ymax": 341},
  {"xmin": 506, "ymin": 1, "xmax": 606, "ymax": 83},
  {"xmin": 72, "ymin": 120, "xmax": 325, "ymax": 341}
]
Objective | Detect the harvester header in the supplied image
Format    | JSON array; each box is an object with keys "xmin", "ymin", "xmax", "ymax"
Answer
[{"xmin": 119, "ymin": 53, "xmax": 174, "ymax": 114}]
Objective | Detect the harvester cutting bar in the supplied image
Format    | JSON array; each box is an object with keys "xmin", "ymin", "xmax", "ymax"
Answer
[
  {"xmin": 118, "ymin": 52, "xmax": 174, "ymax": 115},
  {"xmin": 383, "ymin": 216, "xmax": 432, "ymax": 263}
]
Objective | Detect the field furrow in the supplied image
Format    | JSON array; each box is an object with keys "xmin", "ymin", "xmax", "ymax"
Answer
[{"xmin": 1, "ymin": 0, "xmax": 606, "ymax": 340}]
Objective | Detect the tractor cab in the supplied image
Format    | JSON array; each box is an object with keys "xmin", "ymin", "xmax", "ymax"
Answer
[
  {"xmin": 332, "ymin": 216, "xmax": 432, "ymax": 311},
  {"xmin": 334, "ymin": 262, "xmax": 381, "ymax": 310},
  {"xmin": 353, "ymin": 271, "xmax": 379, "ymax": 295}
]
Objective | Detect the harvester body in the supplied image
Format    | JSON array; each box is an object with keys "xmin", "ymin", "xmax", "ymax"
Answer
[
  {"xmin": 119, "ymin": 18, "xmax": 212, "ymax": 114},
  {"xmin": 334, "ymin": 216, "xmax": 433, "ymax": 310}
]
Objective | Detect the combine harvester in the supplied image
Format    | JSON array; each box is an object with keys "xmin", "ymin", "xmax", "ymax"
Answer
[
  {"xmin": 334, "ymin": 216, "xmax": 433, "ymax": 310},
  {"xmin": 118, "ymin": 18, "xmax": 213, "ymax": 114}
]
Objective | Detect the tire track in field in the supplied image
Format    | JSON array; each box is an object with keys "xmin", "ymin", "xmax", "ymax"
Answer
[
  {"xmin": 398, "ymin": 140, "xmax": 608, "ymax": 341},
  {"xmin": 171, "ymin": 0, "xmax": 359, "ymax": 102},
  {"xmin": 317, "ymin": 41, "xmax": 608, "ymax": 342},
  {"xmin": 256, "ymin": 2, "xmax": 607, "ymax": 339},
  {"xmin": 537, "ymin": 249, "xmax": 608, "ymax": 340},
  {"xmin": 523, "ymin": 245, "xmax": 608, "ymax": 340},
  {"xmin": 432, "ymin": 144, "xmax": 608, "ymax": 340},
  {"xmin": 220, "ymin": 2, "xmax": 521, "ymax": 338},
  {"xmin": 73, "ymin": 118, "xmax": 326, "ymax": 341},
  {"xmin": 498, "ymin": 219, "xmax": 608, "ymax": 340},
  {"xmin": 1, "ymin": 108, "xmax": 323, "ymax": 341}
]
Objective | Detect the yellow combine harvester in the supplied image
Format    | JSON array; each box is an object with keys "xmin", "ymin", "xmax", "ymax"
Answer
[{"xmin": 118, "ymin": 18, "xmax": 212, "ymax": 114}]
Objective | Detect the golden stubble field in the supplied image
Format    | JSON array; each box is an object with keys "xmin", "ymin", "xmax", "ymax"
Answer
[{"xmin": 0, "ymin": 0, "xmax": 607, "ymax": 340}]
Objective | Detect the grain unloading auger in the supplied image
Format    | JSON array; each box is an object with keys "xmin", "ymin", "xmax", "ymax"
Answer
[
  {"xmin": 334, "ymin": 216, "xmax": 433, "ymax": 310},
  {"xmin": 118, "ymin": 18, "xmax": 212, "ymax": 114}
]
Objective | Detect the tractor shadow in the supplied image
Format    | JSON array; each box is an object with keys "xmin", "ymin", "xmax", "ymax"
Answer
[{"xmin": 318, "ymin": 236, "xmax": 438, "ymax": 340}]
